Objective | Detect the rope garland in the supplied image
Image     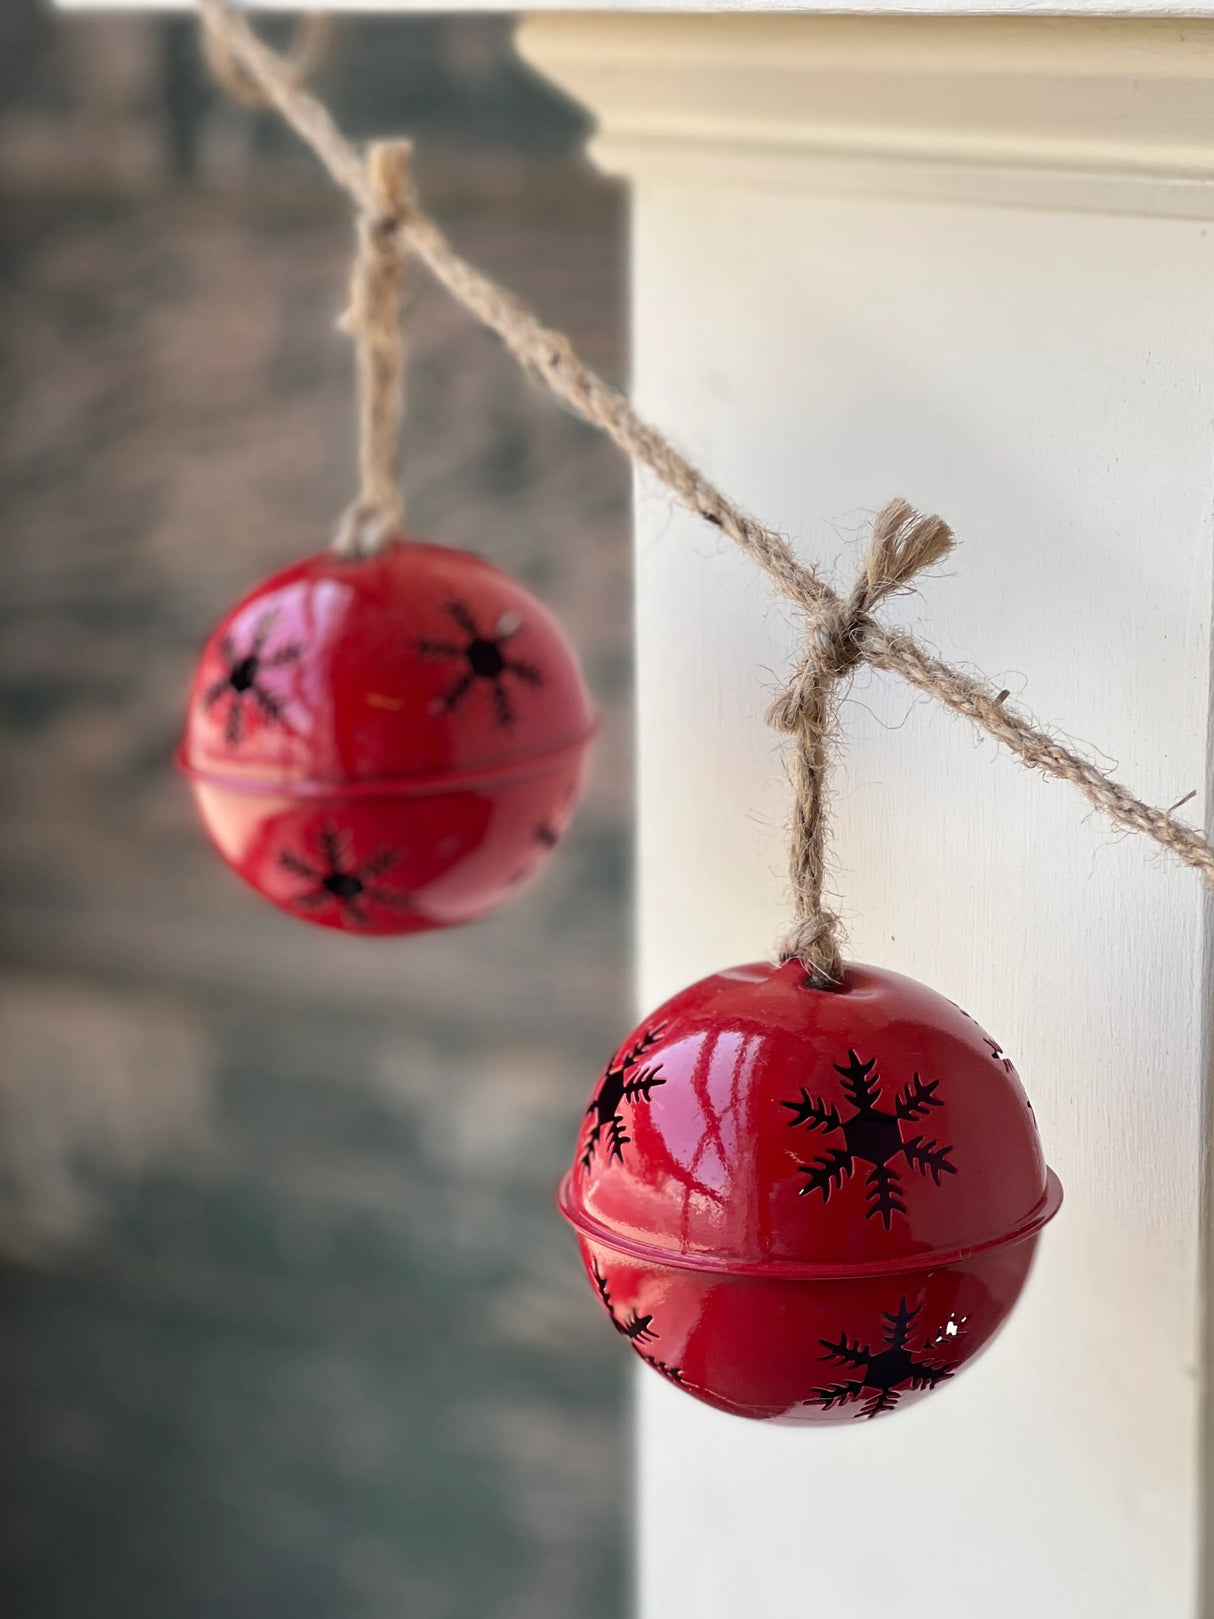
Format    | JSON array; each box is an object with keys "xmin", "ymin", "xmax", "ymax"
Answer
[{"xmin": 196, "ymin": 0, "xmax": 1214, "ymax": 980}]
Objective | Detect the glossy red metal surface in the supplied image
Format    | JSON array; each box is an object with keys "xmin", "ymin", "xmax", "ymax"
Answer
[
  {"xmin": 561, "ymin": 959, "xmax": 1062, "ymax": 1422},
  {"xmin": 181, "ymin": 537, "xmax": 595, "ymax": 933}
]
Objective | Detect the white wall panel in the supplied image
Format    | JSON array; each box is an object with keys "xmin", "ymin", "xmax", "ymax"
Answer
[{"xmin": 628, "ymin": 183, "xmax": 1211, "ymax": 1618}]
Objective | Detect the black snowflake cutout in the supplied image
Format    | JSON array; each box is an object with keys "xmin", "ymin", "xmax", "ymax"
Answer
[
  {"xmin": 202, "ymin": 611, "xmax": 301, "ymax": 745},
  {"xmin": 506, "ymin": 821, "xmax": 566, "ymax": 889},
  {"xmin": 984, "ymin": 1037, "xmax": 1015, "ymax": 1075},
  {"xmin": 781, "ymin": 1048, "xmax": 957, "ymax": 1229},
  {"xmin": 417, "ymin": 600, "xmax": 544, "ymax": 730},
  {"xmin": 581, "ymin": 1026, "xmax": 667, "ymax": 1169},
  {"xmin": 278, "ymin": 825, "xmax": 414, "ymax": 927},
  {"xmin": 950, "ymin": 1000, "xmax": 1017, "ymax": 1076},
  {"xmin": 809, "ymin": 1297, "xmax": 954, "ymax": 1420},
  {"xmin": 591, "ymin": 1260, "xmax": 684, "ymax": 1385}
]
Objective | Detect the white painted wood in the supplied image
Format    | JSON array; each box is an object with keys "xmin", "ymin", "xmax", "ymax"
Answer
[
  {"xmin": 522, "ymin": 14, "xmax": 1214, "ymax": 1619},
  {"xmin": 522, "ymin": 16, "xmax": 1214, "ymax": 221},
  {"xmin": 47, "ymin": 0, "xmax": 1214, "ymax": 15}
]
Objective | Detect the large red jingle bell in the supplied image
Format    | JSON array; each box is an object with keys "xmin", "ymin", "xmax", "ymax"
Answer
[
  {"xmin": 560, "ymin": 959, "xmax": 1062, "ymax": 1423},
  {"xmin": 180, "ymin": 538, "xmax": 596, "ymax": 934}
]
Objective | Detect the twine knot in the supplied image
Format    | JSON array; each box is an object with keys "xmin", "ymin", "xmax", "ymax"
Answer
[
  {"xmin": 767, "ymin": 593, "xmax": 876, "ymax": 737},
  {"xmin": 779, "ymin": 913, "xmax": 843, "ymax": 977},
  {"xmin": 770, "ymin": 499, "xmax": 954, "ymax": 988}
]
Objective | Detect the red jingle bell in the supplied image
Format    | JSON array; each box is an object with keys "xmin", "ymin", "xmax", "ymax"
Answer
[
  {"xmin": 180, "ymin": 538, "xmax": 596, "ymax": 933},
  {"xmin": 560, "ymin": 959, "xmax": 1062, "ymax": 1423}
]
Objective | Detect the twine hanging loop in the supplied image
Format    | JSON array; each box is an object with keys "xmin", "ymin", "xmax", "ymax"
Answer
[
  {"xmin": 769, "ymin": 500, "xmax": 955, "ymax": 986},
  {"xmin": 201, "ymin": 2, "xmax": 414, "ymax": 559},
  {"xmin": 333, "ymin": 139, "xmax": 415, "ymax": 558}
]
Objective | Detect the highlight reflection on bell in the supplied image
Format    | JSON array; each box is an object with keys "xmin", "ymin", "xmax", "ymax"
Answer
[{"xmin": 560, "ymin": 959, "xmax": 1062, "ymax": 1422}]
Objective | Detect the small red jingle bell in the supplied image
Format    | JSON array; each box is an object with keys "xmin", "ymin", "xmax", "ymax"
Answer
[
  {"xmin": 180, "ymin": 538, "xmax": 596, "ymax": 933},
  {"xmin": 560, "ymin": 959, "xmax": 1061, "ymax": 1423}
]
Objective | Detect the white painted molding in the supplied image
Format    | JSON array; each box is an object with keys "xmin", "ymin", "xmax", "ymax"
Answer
[
  {"xmin": 47, "ymin": 0, "xmax": 1214, "ymax": 14},
  {"xmin": 524, "ymin": 13, "xmax": 1214, "ymax": 1619},
  {"xmin": 519, "ymin": 15, "xmax": 1214, "ymax": 217}
]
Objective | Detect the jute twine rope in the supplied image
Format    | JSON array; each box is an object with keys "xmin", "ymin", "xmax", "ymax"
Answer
[
  {"xmin": 197, "ymin": 0, "xmax": 1214, "ymax": 982},
  {"xmin": 201, "ymin": 11, "xmax": 333, "ymax": 110},
  {"xmin": 333, "ymin": 139, "xmax": 413, "ymax": 557},
  {"xmin": 769, "ymin": 501, "xmax": 954, "ymax": 983}
]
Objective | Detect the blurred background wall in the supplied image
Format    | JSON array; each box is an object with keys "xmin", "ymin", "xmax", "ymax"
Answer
[{"xmin": 0, "ymin": 9, "xmax": 631, "ymax": 1616}]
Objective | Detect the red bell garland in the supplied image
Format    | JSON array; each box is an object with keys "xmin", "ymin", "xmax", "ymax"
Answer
[{"xmin": 184, "ymin": 27, "xmax": 1063, "ymax": 1417}]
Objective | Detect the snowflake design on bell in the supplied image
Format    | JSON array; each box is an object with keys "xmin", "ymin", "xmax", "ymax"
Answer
[
  {"xmin": 781, "ymin": 1048, "xmax": 956, "ymax": 1229},
  {"xmin": 278, "ymin": 825, "xmax": 413, "ymax": 926},
  {"xmin": 202, "ymin": 611, "xmax": 301, "ymax": 745},
  {"xmin": 417, "ymin": 600, "xmax": 544, "ymax": 729},
  {"xmin": 506, "ymin": 821, "xmax": 566, "ymax": 889},
  {"xmin": 809, "ymin": 1297, "xmax": 954, "ymax": 1419},
  {"xmin": 581, "ymin": 1026, "xmax": 666, "ymax": 1169},
  {"xmin": 591, "ymin": 1260, "xmax": 684, "ymax": 1384},
  {"xmin": 984, "ymin": 1037, "xmax": 1015, "ymax": 1074}
]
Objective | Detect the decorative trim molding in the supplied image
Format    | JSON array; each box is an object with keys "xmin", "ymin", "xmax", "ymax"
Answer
[
  {"xmin": 518, "ymin": 15, "xmax": 1214, "ymax": 218},
  {"xmin": 46, "ymin": 1, "xmax": 1214, "ymax": 13}
]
